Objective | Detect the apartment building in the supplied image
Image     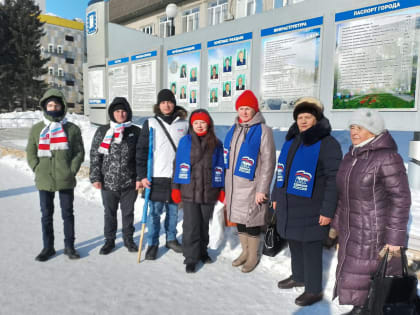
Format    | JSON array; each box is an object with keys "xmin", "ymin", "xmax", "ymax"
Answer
[
  {"xmin": 39, "ymin": 14, "xmax": 85, "ymax": 113},
  {"xmin": 109, "ymin": 0, "xmax": 305, "ymax": 37}
]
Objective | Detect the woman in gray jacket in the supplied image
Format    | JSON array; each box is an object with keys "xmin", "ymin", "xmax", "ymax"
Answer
[{"xmin": 224, "ymin": 90, "xmax": 276, "ymax": 273}]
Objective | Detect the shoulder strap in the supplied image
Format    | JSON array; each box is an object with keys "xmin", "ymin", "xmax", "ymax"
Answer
[{"xmin": 154, "ymin": 116, "xmax": 177, "ymax": 152}]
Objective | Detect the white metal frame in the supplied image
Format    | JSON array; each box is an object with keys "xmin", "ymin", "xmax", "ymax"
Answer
[
  {"xmin": 208, "ymin": 0, "xmax": 228, "ymax": 26},
  {"xmin": 182, "ymin": 7, "xmax": 200, "ymax": 33}
]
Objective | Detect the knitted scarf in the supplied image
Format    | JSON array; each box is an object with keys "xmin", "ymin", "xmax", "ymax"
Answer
[
  {"xmin": 98, "ymin": 121, "xmax": 132, "ymax": 155},
  {"xmin": 38, "ymin": 116, "xmax": 69, "ymax": 157}
]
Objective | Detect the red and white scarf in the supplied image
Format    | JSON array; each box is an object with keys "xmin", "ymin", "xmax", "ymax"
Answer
[
  {"xmin": 38, "ymin": 117, "xmax": 69, "ymax": 157},
  {"xmin": 98, "ymin": 121, "xmax": 132, "ymax": 155}
]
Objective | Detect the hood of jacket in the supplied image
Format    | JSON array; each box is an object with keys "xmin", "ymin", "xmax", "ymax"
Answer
[
  {"xmin": 234, "ymin": 111, "xmax": 266, "ymax": 127},
  {"xmin": 350, "ymin": 130, "xmax": 396, "ymax": 157},
  {"xmin": 286, "ymin": 116, "xmax": 332, "ymax": 145},
  {"xmin": 108, "ymin": 97, "xmax": 133, "ymax": 123},
  {"xmin": 39, "ymin": 89, "xmax": 67, "ymax": 122}
]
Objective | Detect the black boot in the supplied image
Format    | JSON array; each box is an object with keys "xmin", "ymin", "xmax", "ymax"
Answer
[
  {"xmin": 201, "ymin": 254, "xmax": 213, "ymax": 264},
  {"xmin": 64, "ymin": 247, "xmax": 80, "ymax": 260},
  {"xmin": 124, "ymin": 238, "xmax": 138, "ymax": 253},
  {"xmin": 35, "ymin": 247, "xmax": 56, "ymax": 262},
  {"xmin": 186, "ymin": 263, "xmax": 196, "ymax": 273},
  {"xmin": 99, "ymin": 240, "xmax": 115, "ymax": 255},
  {"xmin": 145, "ymin": 245, "xmax": 158, "ymax": 260},
  {"xmin": 166, "ymin": 240, "xmax": 182, "ymax": 253}
]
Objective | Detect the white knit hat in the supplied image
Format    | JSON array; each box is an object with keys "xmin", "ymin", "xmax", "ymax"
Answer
[{"xmin": 348, "ymin": 108, "xmax": 385, "ymax": 135}]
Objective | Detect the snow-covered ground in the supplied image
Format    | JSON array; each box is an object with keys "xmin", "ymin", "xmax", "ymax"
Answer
[
  {"xmin": 1, "ymin": 110, "xmax": 419, "ymax": 314},
  {"xmin": 0, "ymin": 155, "xmax": 350, "ymax": 315},
  {"xmin": 0, "ymin": 112, "xmax": 354, "ymax": 314}
]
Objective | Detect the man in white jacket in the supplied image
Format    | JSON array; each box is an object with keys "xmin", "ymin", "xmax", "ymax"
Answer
[{"xmin": 136, "ymin": 89, "xmax": 188, "ymax": 260}]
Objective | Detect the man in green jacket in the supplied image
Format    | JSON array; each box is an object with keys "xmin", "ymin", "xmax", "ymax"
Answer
[{"xmin": 26, "ymin": 89, "xmax": 85, "ymax": 262}]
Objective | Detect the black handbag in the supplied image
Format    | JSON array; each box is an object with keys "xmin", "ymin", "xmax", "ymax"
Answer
[
  {"xmin": 262, "ymin": 206, "xmax": 287, "ymax": 257},
  {"xmin": 366, "ymin": 248, "xmax": 418, "ymax": 315}
]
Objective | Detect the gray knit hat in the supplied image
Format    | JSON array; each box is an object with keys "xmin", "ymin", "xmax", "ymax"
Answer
[{"xmin": 348, "ymin": 108, "xmax": 385, "ymax": 135}]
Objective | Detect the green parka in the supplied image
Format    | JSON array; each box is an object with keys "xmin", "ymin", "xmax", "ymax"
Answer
[{"xmin": 26, "ymin": 89, "xmax": 85, "ymax": 192}]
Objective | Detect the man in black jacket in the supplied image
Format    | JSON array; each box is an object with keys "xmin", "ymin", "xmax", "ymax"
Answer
[{"xmin": 90, "ymin": 97, "xmax": 141, "ymax": 255}]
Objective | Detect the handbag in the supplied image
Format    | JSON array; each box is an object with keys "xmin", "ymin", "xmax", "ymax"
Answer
[
  {"xmin": 262, "ymin": 204, "xmax": 287, "ymax": 257},
  {"xmin": 365, "ymin": 248, "xmax": 418, "ymax": 315}
]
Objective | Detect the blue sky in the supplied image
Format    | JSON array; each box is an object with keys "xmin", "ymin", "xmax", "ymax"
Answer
[{"xmin": 46, "ymin": 0, "xmax": 89, "ymax": 21}]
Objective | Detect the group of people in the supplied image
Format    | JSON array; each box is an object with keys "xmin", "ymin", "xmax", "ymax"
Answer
[{"xmin": 27, "ymin": 87, "xmax": 411, "ymax": 314}]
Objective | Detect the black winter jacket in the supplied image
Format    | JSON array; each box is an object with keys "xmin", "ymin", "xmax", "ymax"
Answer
[
  {"xmin": 89, "ymin": 98, "xmax": 141, "ymax": 191},
  {"xmin": 172, "ymin": 131, "xmax": 223, "ymax": 204},
  {"xmin": 271, "ymin": 117, "xmax": 342, "ymax": 242}
]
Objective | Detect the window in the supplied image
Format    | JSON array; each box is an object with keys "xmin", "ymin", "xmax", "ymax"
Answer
[
  {"xmin": 48, "ymin": 67, "xmax": 54, "ymax": 75},
  {"xmin": 66, "ymin": 80, "xmax": 75, "ymax": 86},
  {"xmin": 48, "ymin": 43, "xmax": 54, "ymax": 53},
  {"xmin": 57, "ymin": 68, "xmax": 64, "ymax": 77},
  {"xmin": 182, "ymin": 8, "xmax": 199, "ymax": 33},
  {"xmin": 65, "ymin": 35, "xmax": 74, "ymax": 42},
  {"xmin": 140, "ymin": 25, "xmax": 153, "ymax": 35},
  {"xmin": 57, "ymin": 45, "xmax": 63, "ymax": 54},
  {"xmin": 48, "ymin": 80, "xmax": 54, "ymax": 86},
  {"xmin": 40, "ymin": 46, "xmax": 45, "ymax": 53},
  {"xmin": 273, "ymin": 0, "xmax": 288, "ymax": 8},
  {"xmin": 159, "ymin": 16, "xmax": 174, "ymax": 38},
  {"xmin": 65, "ymin": 58, "xmax": 74, "ymax": 64},
  {"xmin": 67, "ymin": 102, "xmax": 75, "ymax": 108},
  {"xmin": 208, "ymin": 0, "xmax": 228, "ymax": 26},
  {"xmin": 245, "ymin": 0, "xmax": 263, "ymax": 16}
]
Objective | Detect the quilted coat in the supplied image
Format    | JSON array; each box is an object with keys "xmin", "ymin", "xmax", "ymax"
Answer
[{"xmin": 333, "ymin": 131, "xmax": 411, "ymax": 306}]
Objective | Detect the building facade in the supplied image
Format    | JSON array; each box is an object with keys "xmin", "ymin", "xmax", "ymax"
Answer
[
  {"xmin": 39, "ymin": 15, "xmax": 85, "ymax": 113},
  {"xmin": 109, "ymin": 0, "xmax": 305, "ymax": 37}
]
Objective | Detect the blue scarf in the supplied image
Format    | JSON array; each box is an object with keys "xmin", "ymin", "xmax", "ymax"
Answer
[
  {"xmin": 276, "ymin": 138, "xmax": 321, "ymax": 198},
  {"xmin": 223, "ymin": 123, "xmax": 262, "ymax": 180},
  {"xmin": 174, "ymin": 134, "xmax": 224, "ymax": 187}
]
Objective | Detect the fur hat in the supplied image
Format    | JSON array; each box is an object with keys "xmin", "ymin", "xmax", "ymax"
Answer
[
  {"xmin": 348, "ymin": 108, "xmax": 385, "ymax": 135},
  {"xmin": 235, "ymin": 90, "xmax": 259, "ymax": 112},
  {"xmin": 157, "ymin": 88, "xmax": 176, "ymax": 106},
  {"xmin": 293, "ymin": 96, "xmax": 324, "ymax": 121}
]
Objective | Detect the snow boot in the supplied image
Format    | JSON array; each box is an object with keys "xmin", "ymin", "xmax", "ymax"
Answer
[
  {"xmin": 166, "ymin": 240, "xmax": 182, "ymax": 253},
  {"xmin": 124, "ymin": 238, "xmax": 138, "ymax": 253},
  {"xmin": 64, "ymin": 247, "xmax": 80, "ymax": 260},
  {"xmin": 145, "ymin": 245, "xmax": 158, "ymax": 260},
  {"xmin": 35, "ymin": 247, "xmax": 56, "ymax": 262},
  {"xmin": 99, "ymin": 239, "xmax": 115, "ymax": 255},
  {"xmin": 232, "ymin": 233, "xmax": 248, "ymax": 267},
  {"xmin": 186, "ymin": 263, "xmax": 196, "ymax": 273},
  {"xmin": 241, "ymin": 235, "xmax": 260, "ymax": 273}
]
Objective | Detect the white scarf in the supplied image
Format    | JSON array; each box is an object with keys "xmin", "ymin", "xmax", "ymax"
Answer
[
  {"xmin": 98, "ymin": 121, "xmax": 132, "ymax": 155},
  {"xmin": 38, "ymin": 116, "xmax": 69, "ymax": 157}
]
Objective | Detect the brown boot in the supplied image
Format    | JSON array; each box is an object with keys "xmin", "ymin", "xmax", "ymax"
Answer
[
  {"xmin": 232, "ymin": 233, "xmax": 248, "ymax": 267},
  {"xmin": 241, "ymin": 235, "xmax": 260, "ymax": 273}
]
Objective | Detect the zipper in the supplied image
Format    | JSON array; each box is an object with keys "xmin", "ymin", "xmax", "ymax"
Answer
[
  {"xmin": 228, "ymin": 126, "xmax": 244, "ymax": 222},
  {"xmin": 334, "ymin": 155, "xmax": 358, "ymax": 292}
]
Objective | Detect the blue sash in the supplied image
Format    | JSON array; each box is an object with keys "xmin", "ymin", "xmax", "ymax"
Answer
[
  {"xmin": 223, "ymin": 123, "xmax": 262, "ymax": 180},
  {"xmin": 276, "ymin": 138, "xmax": 321, "ymax": 198},
  {"xmin": 174, "ymin": 135, "xmax": 224, "ymax": 187}
]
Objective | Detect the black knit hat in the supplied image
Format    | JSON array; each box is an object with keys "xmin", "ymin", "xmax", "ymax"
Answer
[{"xmin": 157, "ymin": 88, "xmax": 176, "ymax": 106}]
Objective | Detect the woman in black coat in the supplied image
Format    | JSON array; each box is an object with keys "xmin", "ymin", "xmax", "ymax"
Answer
[
  {"xmin": 271, "ymin": 97, "xmax": 342, "ymax": 307},
  {"xmin": 172, "ymin": 109, "xmax": 225, "ymax": 273}
]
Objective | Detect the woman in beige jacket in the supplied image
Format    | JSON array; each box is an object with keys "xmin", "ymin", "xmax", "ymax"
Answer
[{"xmin": 224, "ymin": 90, "xmax": 276, "ymax": 273}]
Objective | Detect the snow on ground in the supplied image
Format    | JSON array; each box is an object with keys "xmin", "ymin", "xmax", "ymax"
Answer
[
  {"xmin": 0, "ymin": 111, "xmax": 97, "ymax": 162},
  {"xmin": 2, "ymin": 110, "xmax": 417, "ymax": 314},
  {"xmin": 0, "ymin": 155, "xmax": 350, "ymax": 315}
]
